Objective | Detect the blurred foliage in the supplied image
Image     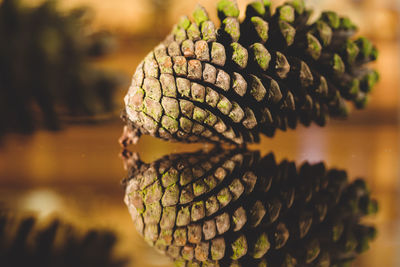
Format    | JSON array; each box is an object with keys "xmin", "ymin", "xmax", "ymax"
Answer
[
  {"xmin": 149, "ymin": 0, "xmax": 173, "ymax": 36},
  {"xmin": 0, "ymin": 0, "xmax": 121, "ymax": 138},
  {"xmin": 0, "ymin": 210, "xmax": 127, "ymax": 267}
]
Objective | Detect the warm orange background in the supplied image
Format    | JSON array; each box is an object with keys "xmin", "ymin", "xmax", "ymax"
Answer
[{"xmin": 1, "ymin": 0, "xmax": 399, "ymax": 266}]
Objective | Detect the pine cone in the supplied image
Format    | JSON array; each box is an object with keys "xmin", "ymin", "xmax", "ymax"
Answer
[
  {"xmin": 0, "ymin": 0, "xmax": 120, "ymax": 137},
  {"xmin": 0, "ymin": 211, "xmax": 126, "ymax": 267},
  {"xmin": 122, "ymin": 0, "xmax": 379, "ymax": 145},
  {"xmin": 123, "ymin": 148, "xmax": 378, "ymax": 266}
]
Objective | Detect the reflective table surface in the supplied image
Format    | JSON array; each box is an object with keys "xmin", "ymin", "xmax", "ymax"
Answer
[{"xmin": 0, "ymin": 117, "xmax": 398, "ymax": 266}]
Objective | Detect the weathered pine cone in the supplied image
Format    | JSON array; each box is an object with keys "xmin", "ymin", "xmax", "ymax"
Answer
[
  {"xmin": 122, "ymin": 0, "xmax": 379, "ymax": 145},
  {"xmin": 123, "ymin": 148, "xmax": 378, "ymax": 266}
]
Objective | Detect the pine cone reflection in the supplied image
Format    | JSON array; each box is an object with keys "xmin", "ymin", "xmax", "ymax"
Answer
[
  {"xmin": 0, "ymin": 212, "xmax": 125, "ymax": 267},
  {"xmin": 123, "ymin": 148, "xmax": 377, "ymax": 266}
]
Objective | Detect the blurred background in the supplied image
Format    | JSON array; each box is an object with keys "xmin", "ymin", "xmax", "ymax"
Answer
[{"xmin": 0, "ymin": 0, "xmax": 398, "ymax": 266}]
